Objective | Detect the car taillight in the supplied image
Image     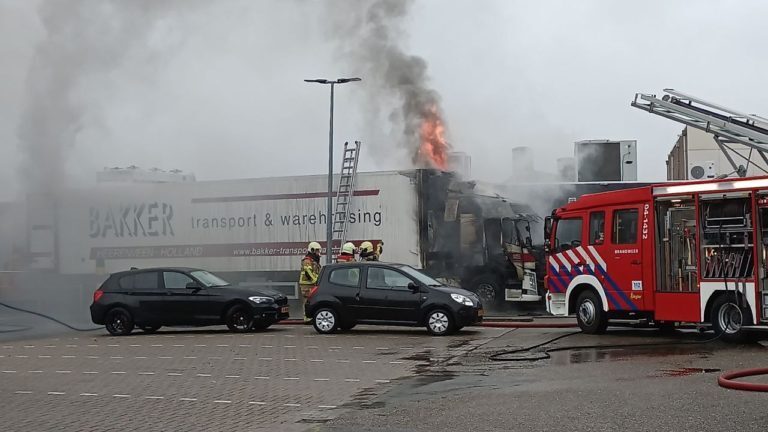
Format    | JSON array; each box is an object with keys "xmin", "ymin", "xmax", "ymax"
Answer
[
  {"xmin": 93, "ymin": 289, "xmax": 104, "ymax": 303},
  {"xmin": 307, "ymin": 286, "xmax": 318, "ymax": 300}
]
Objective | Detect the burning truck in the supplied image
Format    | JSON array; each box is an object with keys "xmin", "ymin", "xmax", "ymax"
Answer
[{"xmin": 1, "ymin": 169, "xmax": 545, "ymax": 315}]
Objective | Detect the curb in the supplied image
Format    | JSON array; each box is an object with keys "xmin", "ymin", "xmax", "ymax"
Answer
[{"xmin": 275, "ymin": 320, "xmax": 579, "ymax": 329}]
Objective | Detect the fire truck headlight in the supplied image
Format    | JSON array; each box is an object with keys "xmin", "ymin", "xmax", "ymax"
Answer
[{"xmin": 450, "ymin": 294, "xmax": 474, "ymax": 306}]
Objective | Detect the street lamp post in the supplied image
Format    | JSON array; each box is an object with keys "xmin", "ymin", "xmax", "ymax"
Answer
[{"xmin": 304, "ymin": 77, "xmax": 361, "ymax": 264}]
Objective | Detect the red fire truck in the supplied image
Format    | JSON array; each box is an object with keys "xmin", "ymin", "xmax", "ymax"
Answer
[{"xmin": 544, "ymin": 176, "xmax": 768, "ymax": 341}]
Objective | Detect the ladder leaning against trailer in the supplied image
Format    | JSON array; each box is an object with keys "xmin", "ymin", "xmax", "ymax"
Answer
[{"xmin": 331, "ymin": 141, "xmax": 361, "ymax": 259}]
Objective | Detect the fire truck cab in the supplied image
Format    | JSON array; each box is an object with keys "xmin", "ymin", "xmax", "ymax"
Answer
[{"xmin": 544, "ymin": 176, "xmax": 768, "ymax": 341}]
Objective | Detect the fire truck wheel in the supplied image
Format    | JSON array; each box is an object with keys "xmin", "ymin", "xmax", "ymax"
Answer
[
  {"xmin": 470, "ymin": 275, "xmax": 503, "ymax": 307},
  {"xmin": 711, "ymin": 295, "xmax": 752, "ymax": 343},
  {"xmin": 576, "ymin": 291, "xmax": 608, "ymax": 334}
]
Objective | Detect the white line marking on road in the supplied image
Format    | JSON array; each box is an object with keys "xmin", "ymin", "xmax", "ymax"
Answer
[
  {"xmin": 167, "ymin": 373, "xmax": 183, "ymax": 376},
  {"xmin": 283, "ymin": 377, "xmax": 300, "ymax": 380},
  {"xmin": 83, "ymin": 372, "xmax": 99, "ymax": 374},
  {"xmin": 285, "ymin": 358, "xmax": 297, "ymax": 361},
  {"xmin": 111, "ymin": 371, "xmax": 126, "ymax": 374},
  {"xmin": 88, "ymin": 345, "xmax": 99, "ymax": 347},
  {"xmin": 261, "ymin": 346, "xmax": 274, "ymax": 348},
  {"xmin": 307, "ymin": 346, "xmax": 319, "ymax": 349},
  {"xmin": 363, "ymin": 360, "xmax": 377, "ymax": 363},
  {"xmin": 2, "ymin": 370, "xmax": 17, "ymax": 373},
  {"xmin": 318, "ymin": 405, "xmax": 337, "ymax": 409},
  {"xmin": 196, "ymin": 374, "xmax": 212, "ymax": 377},
  {"xmin": 135, "ymin": 356, "xmax": 147, "ymax": 359},
  {"xmin": 284, "ymin": 345, "xmax": 297, "ymax": 348},
  {"xmin": 375, "ymin": 380, "xmax": 391, "ymax": 383},
  {"xmin": 15, "ymin": 391, "xmax": 32, "ymax": 394},
  {"xmin": 352, "ymin": 346, "xmax": 364, "ymax": 349},
  {"xmin": 110, "ymin": 356, "xmax": 123, "ymax": 359},
  {"xmin": 86, "ymin": 356, "xmax": 99, "ymax": 359},
  {"xmin": 225, "ymin": 375, "xmax": 240, "ymax": 378},
  {"xmin": 44, "ymin": 345, "xmax": 56, "ymax": 348},
  {"xmin": 216, "ymin": 344, "xmax": 229, "ymax": 347},
  {"xmin": 138, "ymin": 372, "xmax": 155, "ymax": 375},
  {"xmin": 2, "ymin": 346, "xmax": 13, "ymax": 349},
  {"xmin": 376, "ymin": 347, "xmax": 389, "ymax": 350},
  {"xmin": 310, "ymin": 359, "xmax": 324, "ymax": 362},
  {"xmin": 183, "ymin": 356, "xmax": 197, "ymax": 359},
  {"xmin": 66, "ymin": 345, "xmax": 77, "ymax": 348},
  {"xmin": 213, "ymin": 400, "xmax": 232, "ymax": 404},
  {"xmin": 55, "ymin": 371, "xmax": 72, "ymax": 374},
  {"xmin": 180, "ymin": 398, "xmax": 197, "ymax": 401},
  {"xmin": 285, "ymin": 335, "xmax": 296, "ymax": 338},
  {"xmin": 48, "ymin": 392, "xmax": 65, "ymax": 395},
  {"xmin": 234, "ymin": 357, "xmax": 247, "ymax": 360},
  {"xmin": 336, "ymin": 360, "xmax": 350, "ymax": 363},
  {"xmin": 258, "ymin": 358, "xmax": 272, "ymax": 361},
  {"xmin": 159, "ymin": 356, "xmax": 172, "ymax": 359},
  {"xmin": 284, "ymin": 403, "xmax": 301, "ymax": 407},
  {"xmin": 28, "ymin": 370, "xmax": 43, "ymax": 373},
  {"xmin": 80, "ymin": 393, "xmax": 98, "ymax": 396},
  {"xmin": 23, "ymin": 345, "xmax": 35, "ymax": 348},
  {"xmin": 172, "ymin": 345, "xmax": 184, "ymax": 347},
  {"xmin": 238, "ymin": 345, "xmax": 251, "ymax": 347},
  {"xmin": 194, "ymin": 344, "xmax": 207, "ymax": 347},
  {"xmin": 113, "ymin": 394, "xmax": 131, "ymax": 398},
  {"xmin": 208, "ymin": 356, "xmax": 222, "ymax": 360},
  {"xmin": 151, "ymin": 344, "xmax": 163, "ymax": 347},
  {"xmin": 129, "ymin": 344, "xmax": 140, "ymax": 347},
  {"xmin": 107, "ymin": 344, "xmax": 119, "ymax": 347},
  {"xmin": 62, "ymin": 355, "xmax": 76, "ymax": 358},
  {"xmin": 15, "ymin": 355, "xmax": 28, "ymax": 358},
  {"xmin": 330, "ymin": 346, "xmax": 343, "ymax": 349},
  {"xmin": 144, "ymin": 396, "xmax": 164, "ymax": 399},
  {"xmin": 344, "ymin": 379, "xmax": 360, "ymax": 382},
  {"xmin": 37, "ymin": 355, "xmax": 51, "ymax": 358},
  {"xmin": 254, "ymin": 376, "xmax": 270, "ymax": 380},
  {"xmin": 249, "ymin": 401, "xmax": 267, "ymax": 405},
  {"xmin": 314, "ymin": 378, "xmax": 330, "ymax": 381}
]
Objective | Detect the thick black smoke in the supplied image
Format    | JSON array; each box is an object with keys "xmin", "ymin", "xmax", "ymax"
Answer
[{"xmin": 326, "ymin": 0, "xmax": 451, "ymax": 168}]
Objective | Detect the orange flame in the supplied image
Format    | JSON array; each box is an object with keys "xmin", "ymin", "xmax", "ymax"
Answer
[{"xmin": 417, "ymin": 105, "xmax": 450, "ymax": 170}]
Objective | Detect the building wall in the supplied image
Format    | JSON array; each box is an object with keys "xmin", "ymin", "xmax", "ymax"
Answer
[{"xmin": 667, "ymin": 126, "xmax": 768, "ymax": 180}]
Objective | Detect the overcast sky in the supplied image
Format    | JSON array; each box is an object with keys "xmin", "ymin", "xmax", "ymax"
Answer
[{"xmin": 2, "ymin": 0, "xmax": 768, "ymax": 201}]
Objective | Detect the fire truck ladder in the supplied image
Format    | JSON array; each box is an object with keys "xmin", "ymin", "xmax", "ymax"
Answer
[
  {"xmin": 331, "ymin": 141, "xmax": 361, "ymax": 257},
  {"xmin": 632, "ymin": 89, "xmax": 768, "ymax": 177}
]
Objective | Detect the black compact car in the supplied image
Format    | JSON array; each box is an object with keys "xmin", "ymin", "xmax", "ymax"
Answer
[
  {"xmin": 304, "ymin": 262, "xmax": 484, "ymax": 336},
  {"xmin": 90, "ymin": 267, "xmax": 289, "ymax": 336}
]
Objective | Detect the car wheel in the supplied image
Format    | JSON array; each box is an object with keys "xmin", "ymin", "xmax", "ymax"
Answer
[
  {"xmin": 470, "ymin": 275, "xmax": 503, "ymax": 307},
  {"xmin": 575, "ymin": 290, "xmax": 608, "ymax": 334},
  {"xmin": 711, "ymin": 294, "xmax": 752, "ymax": 343},
  {"xmin": 225, "ymin": 304, "xmax": 254, "ymax": 333},
  {"xmin": 140, "ymin": 325, "xmax": 161, "ymax": 334},
  {"xmin": 250, "ymin": 321, "xmax": 272, "ymax": 331},
  {"xmin": 313, "ymin": 308, "xmax": 339, "ymax": 334},
  {"xmin": 105, "ymin": 308, "xmax": 134, "ymax": 336},
  {"xmin": 426, "ymin": 309, "xmax": 454, "ymax": 336}
]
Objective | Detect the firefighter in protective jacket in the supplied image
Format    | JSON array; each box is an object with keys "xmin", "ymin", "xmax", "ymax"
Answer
[
  {"xmin": 299, "ymin": 242, "xmax": 322, "ymax": 322},
  {"xmin": 336, "ymin": 242, "xmax": 356, "ymax": 263},
  {"xmin": 359, "ymin": 241, "xmax": 382, "ymax": 261}
]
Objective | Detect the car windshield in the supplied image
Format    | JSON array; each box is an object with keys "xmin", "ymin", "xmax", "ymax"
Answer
[
  {"xmin": 190, "ymin": 270, "xmax": 231, "ymax": 287},
  {"xmin": 396, "ymin": 265, "xmax": 442, "ymax": 287}
]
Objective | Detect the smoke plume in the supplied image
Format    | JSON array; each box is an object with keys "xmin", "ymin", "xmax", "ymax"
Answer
[
  {"xmin": 15, "ymin": 0, "xmax": 195, "ymax": 197},
  {"xmin": 326, "ymin": 0, "xmax": 451, "ymax": 170}
]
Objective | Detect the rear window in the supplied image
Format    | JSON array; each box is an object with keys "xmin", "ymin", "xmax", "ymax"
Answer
[
  {"xmin": 329, "ymin": 267, "xmax": 360, "ymax": 287},
  {"xmin": 118, "ymin": 274, "xmax": 134, "ymax": 290},
  {"xmin": 133, "ymin": 272, "xmax": 160, "ymax": 290}
]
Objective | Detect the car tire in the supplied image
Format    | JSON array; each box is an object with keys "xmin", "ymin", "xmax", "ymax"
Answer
[
  {"xmin": 313, "ymin": 308, "xmax": 339, "ymax": 334},
  {"xmin": 711, "ymin": 294, "xmax": 753, "ymax": 343},
  {"xmin": 426, "ymin": 309, "xmax": 455, "ymax": 336},
  {"xmin": 470, "ymin": 275, "xmax": 503, "ymax": 307},
  {"xmin": 575, "ymin": 290, "xmax": 608, "ymax": 334},
  {"xmin": 140, "ymin": 325, "xmax": 161, "ymax": 334},
  {"xmin": 250, "ymin": 321, "xmax": 272, "ymax": 331},
  {"xmin": 105, "ymin": 308, "xmax": 134, "ymax": 336},
  {"xmin": 225, "ymin": 304, "xmax": 254, "ymax": 333}
]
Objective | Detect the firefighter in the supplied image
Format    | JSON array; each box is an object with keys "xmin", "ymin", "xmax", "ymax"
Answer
[
  {"xmin": 359, "ymin": 241, "xmax": 381, "ymax": 261},
  {"xmin": 336, "ymin": 242, "xmax": 356, "ymax": 263},
  {"xmin": 298, "ymin": 241, "xmax": 322, "ymax": 323}
]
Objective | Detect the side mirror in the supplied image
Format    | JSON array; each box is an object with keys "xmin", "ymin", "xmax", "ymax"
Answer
[
  {"xmin": 186, "ymin": 282, "xmax": 202, "ymax": 290},
  {"xmin": 408, "ymin": 282, "xmax": 420, "ymax": 292}
]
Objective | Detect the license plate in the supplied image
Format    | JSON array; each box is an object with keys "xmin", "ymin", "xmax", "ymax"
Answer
[
  {"xmin": 281, "ymin": 306, "xmax": 289, "ymax": 314},
  {"xmin": 477, "ymin": 309, "xmax": 484, "ymax": 317}
]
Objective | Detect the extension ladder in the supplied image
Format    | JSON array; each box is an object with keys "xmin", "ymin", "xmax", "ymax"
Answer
[{"xmin": 331, "ymin": 141, "xmax": 361, "ymax": 255}]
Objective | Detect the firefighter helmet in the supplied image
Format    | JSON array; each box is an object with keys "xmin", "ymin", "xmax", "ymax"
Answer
[
  {"xmin": 308, "ymin": 241, "xmax": 322, "ymax": 253},
  {"xmin": 341, "ymin": 242, "xmax": 355, "ymax": 255},
  {"xmin": 359, "ymin": 241, "xmax": 373, "ymax": 253}
]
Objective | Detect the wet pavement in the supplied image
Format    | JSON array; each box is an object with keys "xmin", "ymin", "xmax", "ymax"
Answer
[{"xmin": 315, "ymin": 328, "xmax": 768, "ymax": 432}]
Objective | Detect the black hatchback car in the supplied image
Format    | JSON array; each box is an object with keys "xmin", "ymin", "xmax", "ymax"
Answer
[
  {"xmin": 304, "ymin": 262, "xmax": 483, "ymax": 336},
  {"xmin": 90, "ymin": 267, "xmax": 289, "ymax": 336}
]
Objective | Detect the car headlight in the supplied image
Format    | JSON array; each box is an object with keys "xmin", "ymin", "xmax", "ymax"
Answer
[
  {"xmin": 248, "ymin": 296, "xmax": 273, "ymax": 304},
  {"xmin": 450, "ymin": 293, "xmax": 473, "ymax": 306}
]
